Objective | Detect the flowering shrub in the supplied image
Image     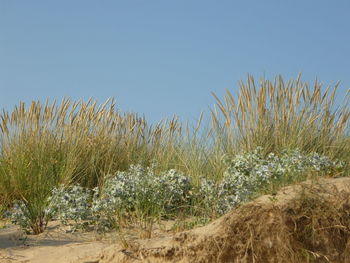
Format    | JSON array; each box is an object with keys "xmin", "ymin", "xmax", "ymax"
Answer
[
  {"xmin": 7, "ymin": 149, "xmax": 346, "ymax": 232},
  {"xmin": 9, "ymin": 185, "xmax": 92, "ymax": 232},
  {"xmin": 47, "ymin": 185, "xmax": 92, "ymax": 224},
  {"xmin": 155, "ymin": 169, "xmax": 192, "ymax": 212},
  {"xmin": 91, "ymin": 164, "xmax": 192, "ymax": 229},
  {"xmin": 9, "ymin": 201, "xmax": 35, "ymax": 232},
  {"xmin": 197, "ymin": 147, "xmax": 345, "ymax": 215}
]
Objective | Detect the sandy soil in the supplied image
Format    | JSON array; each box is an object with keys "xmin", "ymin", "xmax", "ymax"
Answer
[
  {"xmin": 0, "ymin": 218, "xmax": 177, "ymax": 263},
  {"xmin": 0, "ymin": 221, "xmax": 114, "ymax": 263}
]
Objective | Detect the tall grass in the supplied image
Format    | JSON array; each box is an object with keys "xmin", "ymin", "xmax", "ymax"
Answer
[
  {"xmin": 0, "ymin": 75, "xmax": 349, "ymax": 233},
  {"xmin": 211, "ymin": 75, "xmax": 350, "ymax": 162},
  {"xmin": 0, "ymin": 98, "xmax": 196, "ymax": 233}
]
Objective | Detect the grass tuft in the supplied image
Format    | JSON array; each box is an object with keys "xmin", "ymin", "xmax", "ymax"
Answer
[
  {"xmin": 211, "ymin": 75, "xmax": 350, "ymax": 163},
  {"xmin": 0, "ymin": 75, "xmax": 349, "ymax": 234}
]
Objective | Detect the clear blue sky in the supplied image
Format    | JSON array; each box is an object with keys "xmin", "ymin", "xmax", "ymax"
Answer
[{"xmin": 1, "ymin": 0, "xmax": 349, "ymax": 124}]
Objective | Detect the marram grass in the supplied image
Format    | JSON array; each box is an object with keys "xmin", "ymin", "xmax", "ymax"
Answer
[
  {"xmin": 0, "ymin": 74, "xmax": 349, "ymax": 234},
  {"xmin": 0, "ymin": 98, "xmax": 189, "ymax": 233},
  {"xmin": 7, "ymin": 148, "xmax": 344, "ymax": 234},
  {"xmin": 211, "ymin": 75, "xmax": 350, "ymax": 161}
]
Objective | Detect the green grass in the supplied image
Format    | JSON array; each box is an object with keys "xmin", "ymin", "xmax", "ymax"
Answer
[
  {"xmin": 0, "ymin": 74, "xmax": 349, "ymax": 234},
  {"xmin": 211, "ymin": 75, "xmax": 350, "ymax": 162}
]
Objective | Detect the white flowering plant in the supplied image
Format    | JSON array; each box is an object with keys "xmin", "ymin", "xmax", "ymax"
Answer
[
  {"xmin": 7, "ymin": 163, "xmax": 193, "ymax": 232},
  {"xmin": 197, "ymin": 147, "xmax": 345, "ymax": 216},
  {"xmin": 9, "ymin": 201, "xmax": 38, "ymax": 233},
  {"xmin": 91, "ymin": 164, "xmax": 192, "ymax": 230},
  {"xmin": 8, "ymin": 199, "xmax": 51, "ymax": 234},
  {"xmin": 6, "ymin": 149, "xmax": 346, "ymax": 233},
  {"xmin": 46, "ymin": 185, "xmax": 92, "ymax": 227}
]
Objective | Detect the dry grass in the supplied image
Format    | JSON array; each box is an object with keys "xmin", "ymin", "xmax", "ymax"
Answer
[
  {"xmin": 0, "ymin": 98, "xmax": 182, "ymax": 185},
  {"xmin": 0, "ymin": 75, "xmax": 349, "ymax": 234},
  {"xmin": 205, "ymin": 182, "xmax": 350, "ymax": 263},
  {"xmin": 0, "ymin": 98, "xmax": 192, "ymax": 233},
  {"xmin": 211, "ymin": 75, "xmax": 350, "ymax": 162}
]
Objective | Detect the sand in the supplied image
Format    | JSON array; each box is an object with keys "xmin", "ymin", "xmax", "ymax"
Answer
[{"xmin": 0, "ymin": 222, "xmax": 112, "ymax": 263}]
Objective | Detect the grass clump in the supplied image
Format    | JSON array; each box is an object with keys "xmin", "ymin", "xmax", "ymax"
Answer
[
  {"xmin": 0, "ymin": 99, "xmax": 185, "ymax": 233},
  {"xmin": 211, "ymin": 75, "xmax": 350, "ymax": 163},
  {"xmin": 6, "ymin": 148, "xmax": 346, "ymax": 236},
  {"xmin": 0, "ymin": 131, "xmax": 76, "ymax": 234},
  {"xmin": 0, "ymin": 74, "xmax": 349, "ymax": 235},
  {"xmin": 7, "ymin": 164, "xmax": 194, "ymax": 235}
]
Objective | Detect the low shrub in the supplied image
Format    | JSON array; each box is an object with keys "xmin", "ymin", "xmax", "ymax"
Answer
[
  {"xmin": 91, "ymin": 164, "xmax": 192, "ymax": 230},
  {"xmin": 47, "ymin": 185, "xmax": 92, "ymax": 226},
  {"xmin": 197, "ymin": 147, "xmax": 345, "ymax": 216},
  {"xmin": 7, "ymin": 148, "xmax": 346, "ymax": 234}
]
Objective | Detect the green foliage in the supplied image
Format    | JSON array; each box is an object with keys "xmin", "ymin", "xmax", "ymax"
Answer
[
  {"xmin": 91, "ymin": 164, "xmax": 192, "ymax": 230},
  {"xmin": 206, "ymin": 147, "xmax": 345, "ymax": 215},
  {"xmin": 0, "ymin": 132, "xmax": 77, "ymax": 234},
  {"xmin": 1, "ymin": 75, "xmax": 349, "ymax": 234},
  {"xmin": 211, "ymin": 75, "xmax": 350, "ymax": 162},
  {"xmin": 7, "ymin": 149, "xmax": 346, "ymax": 233}
]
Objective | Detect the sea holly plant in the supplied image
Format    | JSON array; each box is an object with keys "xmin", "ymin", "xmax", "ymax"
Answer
[
  {"xmin": 8, "ymin": 197, "xmax": 53, "ymax": 235},
  {"xmin": 197, "ymin": 147, "xmax": 346, "ymax": 216},
  {"xmin": 9, "ymin": 201, "xmax": 46, "ymax": 234},
  {"xmin": 91, "ymin": 164, "xmax": 192, "ymax": 230},
  {"xmin": 9, "ymin": 185, "xmax": 92, "ymax": 233},
  {"xmin": 46, "ymin": 185, "xmax": 92, "ymax": 230},
  {"xmin": 7, "ymin": 149, "xmax": 346, "ymax": 233},
  {"xmin": 7, "ymin": 164, "xmax": 194, "ymax": 233},
  {"xmin": 154, "ymin": 168, "xmax": 192, "ymax": 213}
]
